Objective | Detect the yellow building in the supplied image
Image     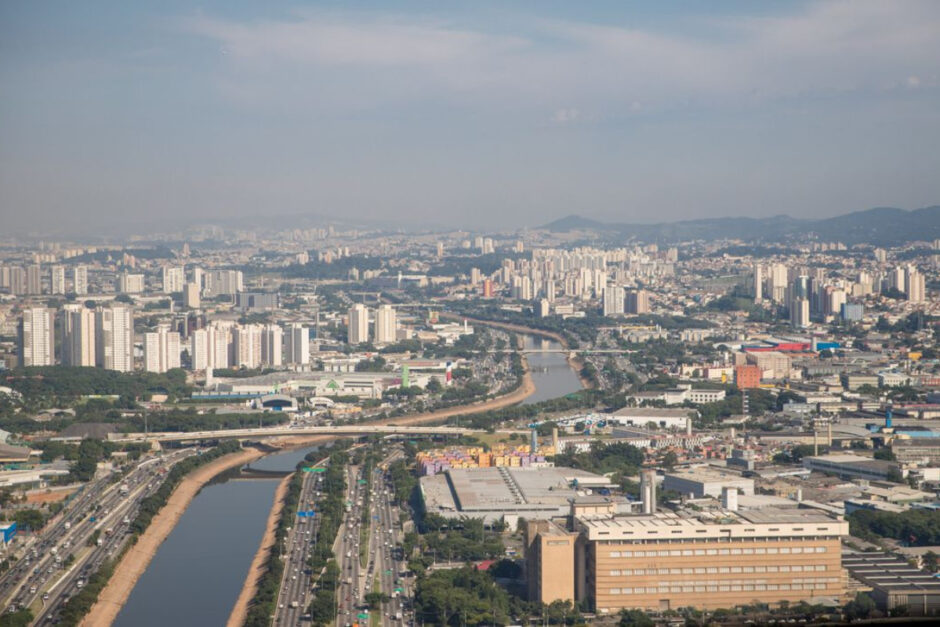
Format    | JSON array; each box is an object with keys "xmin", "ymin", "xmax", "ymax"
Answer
[{"xmin": 525, "ymin": 520, "xmax": 578, "ymax": 604}]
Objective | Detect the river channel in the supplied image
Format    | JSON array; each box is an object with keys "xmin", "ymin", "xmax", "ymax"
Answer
[
  {"xmin": 113, "ymin": 445, "xmax": 318, "ymax": 627},
  {"xmin": 521, "ymin": 335, "xmax": 583, "ymax": 404},
  {"xmin": 115, "ymin": 334, "xmax": 580, "ymax": 624}
]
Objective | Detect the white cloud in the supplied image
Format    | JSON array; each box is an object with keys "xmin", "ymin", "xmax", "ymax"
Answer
[
  {"xmin": 180, "ymin": 1, "xmax": 940, "ymax": 112},
  {"xmin": 552, "ymin": 108, "xmax": 580, "ymax": 123}
]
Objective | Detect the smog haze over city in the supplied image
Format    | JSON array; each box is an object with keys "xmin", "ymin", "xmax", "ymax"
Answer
[
  {"xmin": 2, "ymin": 0, "xmax": 940, "ymax": 235},
  {"xmin": 4, "ymin": 3, "xmax": 940, "ymax": 627}
]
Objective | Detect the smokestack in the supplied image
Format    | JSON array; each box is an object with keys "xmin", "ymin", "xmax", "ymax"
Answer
[
  {"xmin": 813, "ymin": 428, "xmax": 818, "ymax": 456},
  {"xmin": 530, "ymin": 428, "xmax": 538, "ymax": 455},
  {"xmin": 686, "ymin": 417, "xmax": 692, "ymax": 437},
  {"xmin": 721, "ymin": 487, "xmax": 738, "ymax": 512},
  {"xmin": 795, "ymin": 488, "xmax": 803, "ymax": 503},
  {"xmin": 640, "ymin": 470, "xmax": 657, "ymax": 514},
  {"xmin": 552, "ymin": 427, "xmax": 559, "ymax": 452}
]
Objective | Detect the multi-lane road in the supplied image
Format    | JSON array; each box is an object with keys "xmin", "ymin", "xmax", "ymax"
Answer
[
  {"xmin": 335, "ymin": 463, "xmax": 367, "ymax": 624},
  {"xmin": 0, "ymin": 448, "xmax": 197, "ymax": 625},
  {"xmin": 273, "ymin": 455, "xmax": 329, "ymax": 626},
  {"xmin": 363, "ymin": 450, "xmax": 410, "ymax": 627}
]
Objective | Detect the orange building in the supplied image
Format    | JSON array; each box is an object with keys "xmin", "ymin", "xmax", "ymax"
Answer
[{"xmin": 734, "ymin": 364, "xmax": 761, "ymax": 389}]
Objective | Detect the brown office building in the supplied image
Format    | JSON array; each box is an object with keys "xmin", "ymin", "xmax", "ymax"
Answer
[{"xmin": 527, "ymin": 502, "xmax": 848, "ymax": 614}]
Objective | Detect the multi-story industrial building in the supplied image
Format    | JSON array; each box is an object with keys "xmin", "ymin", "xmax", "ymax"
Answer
[{"xmin": 525, "ymin": 498, "xmax": 848, "ymax": 614}]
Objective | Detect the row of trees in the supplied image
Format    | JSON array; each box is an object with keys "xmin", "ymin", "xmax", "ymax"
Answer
[
  {"xmin": 848, "ymin": 508, "xmax": 940, "ymax": 546},
  {"xmin": 243, "ymin": 467, "xmax": 306, "ymax": 626}
]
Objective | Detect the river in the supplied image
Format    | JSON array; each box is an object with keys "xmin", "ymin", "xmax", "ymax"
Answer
[
  {"xmin": 113, "ymin": 445, "xmax": 319, "ymax": 627},
  {"xmin": 115, "ymin": 335, "xmax": 579, "ymax": 623},
  {"xmin": 520, "ymin": 334, "xmax": 583, "ymax": 405}
]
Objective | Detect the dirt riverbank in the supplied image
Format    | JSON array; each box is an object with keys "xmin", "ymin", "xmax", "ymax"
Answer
[{"xmin": 79, "ymin": 447, "xmax": 266, "ymax": 627}]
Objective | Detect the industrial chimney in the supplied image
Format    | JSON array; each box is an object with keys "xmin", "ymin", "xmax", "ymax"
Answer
[
  {"xmin": 721, "ymin": 487, "xmax": 739, "ymax": 512},
  {"xmin": 640, "ymin": 470, "xmax": 657, "ymax": 514}
]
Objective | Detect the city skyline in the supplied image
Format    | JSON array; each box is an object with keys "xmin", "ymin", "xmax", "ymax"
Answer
[{"xmin": 3, "ymin": 1, "xmax": 940, "ymax": 235}]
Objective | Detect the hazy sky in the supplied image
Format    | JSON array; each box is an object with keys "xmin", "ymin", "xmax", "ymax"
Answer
[{"xmin": 2, "ymin": 1, "xmax": 939, "ymax": 234}]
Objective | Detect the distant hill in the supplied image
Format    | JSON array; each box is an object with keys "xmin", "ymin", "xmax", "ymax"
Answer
[{"xmin": 539, "ymin": 205, "xmax": 940, "ymax": 246}]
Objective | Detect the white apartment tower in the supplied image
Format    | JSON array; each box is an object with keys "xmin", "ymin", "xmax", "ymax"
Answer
[
  {"xmin": 286, "ymin": 324, "xmax": 310, "ymax": 366},
  {"xmin": 233, "ymin": 325, "xmax": 262, "ymax": 368},
  {"xmin": 348, "ymin": 304, "xmax": 369, "ymax": 345},
  {"xmin": 96, "ymin": 305, "xmax": 134, "ymax": 372},
  {"xmin": 603, "ymin": 286, "xmax": 625, "ymax": 316},
  {"xmin": 190, "ymin": 328, "xmax": 209, "ymax": 371},
  {"xmin": 20, "ymin": 308, "xmax": 54, "ymax": 366},
  {"xmin": 261, "ymin": 324, "xmax": 283, "ymax": 367},
  {"xmin": 905, "ymin": 265, "xmax": 926, "ymax": 303},
  {"xmin": 51, "ymin": 266, "xmax": 66, "ymax": 295},
  {"xmin": 72, "ymin": 266, "xmax": 88, "ymax": 295},
  {"xmin": 374, "ymin": 305, "xmax": 397, "ymax": 344},
  {"xmin": 144, "ymin": 328, "xmax": 181, "ymax": 373},
  {"xmin": 63, "ymin": 306, "xmax": 96, "ymax": 366},
  {"xmin": 753, "ymin": 264, "xmax": 763, "ymax": 302},
  {"xmin": 162, "ymin": 266, "xmax": 185, "ymax": 293}
]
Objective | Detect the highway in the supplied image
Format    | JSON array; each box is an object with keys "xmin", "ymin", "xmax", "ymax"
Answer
[
  {"xmin": 273, "ymin": 454, "xmax": 329, "ymax": 626},
  {"xmin": 109, "ymin": 424, "xmax": 470, "ymax": 444},
  {"xmin": 0, "ymin": 448, "xmax": 198, "ymax": 625},
  {"xmin": 363, "ymin": 450, "xmax": 410, "ymax": 626},
  {"xmin": 335, "ymin": 464, "xmax": 367, "ymax": 625}
]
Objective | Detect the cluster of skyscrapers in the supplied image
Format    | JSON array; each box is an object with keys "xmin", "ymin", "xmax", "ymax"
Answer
[
  {"xmin": 753, "ymin": 261, "xmax": 927, "ymax": 328},
  {"xmin": 18, "ymin": 305, "xmax": 311, "ymax": 373}
]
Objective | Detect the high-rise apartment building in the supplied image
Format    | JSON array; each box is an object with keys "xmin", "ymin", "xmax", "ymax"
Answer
[
  {"xmin": 50, "ymin": 265, "xmax": 66, "ymax": 295},
  {"xmin": 261, "ymin": 324, "xmax": 283, "ymax": 367},
  {"xmin": 63, "ymin": 306, "xmax": 96, "ymax": 366},
  {"xmin": 753, "ymin": 264, "xmax": 763, "ymax": 302},
  {"xmin": 118, "ymin": 272, "xmax": 144, "ymax": 294},
  {"xmin": 285, "ymin": 324, "xmax": 310, "ymax": 366},
  {"xmin": 19, "ymin": 308, "xmax": 54, "ymax": 366},
  {"xmin": 72, "ymin": 266, "xmax": 88, "ymax": 295},
  {"xmin": 205, "ymin": 270, "xmax": 243, "ymax": 296},
  {"xmin": 905, "ymin": 265, "xmax": 926, "ymax": 302},
  {"xmin": 96, "ymin": 305, "xmax": 134, "ymax": 372},
  {"xmin": 790, "ymin": 298, "xmax": 810, "ymax": 328},
  {"xmin": 9, "ymin": 267, "xmax": 26, "ymax": 295},
  {"xmin": 374, "ymin": 305, "xmax": 397, "ymax": 344},
  {"xmin": 626, "ymin": 290, "xmax": 649, "ymax": 314},
  {"xmin": 162, "ymin": 266, "xmax": 185, "ymax": 293},
  {"xmin": 183, "ymin": 282, "xmax": 201, "ymax": 309},
  {"xmin": 233, "ymin": 324, "xmax": 262, "ymax": 368},
  {"xmin": 26, "ymin": 264, "xmax": 42, "ymax": 295},
  {"xmin": 603, "ymin": 286, "xmax": 625, "ymax": 316},
  {"xmin": 348, "ymin": 304, "xmax": 369, "ymax": 345},
  {"xmin": 144, "ymin": 328, "xmax": 181, "ymax": 373},
  {"xmin": 190, "ymin": 328, "xmax": 209, "ymax": 371}
]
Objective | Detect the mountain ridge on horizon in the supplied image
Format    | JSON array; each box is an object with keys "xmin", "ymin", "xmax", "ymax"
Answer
[{"xmin": 539, "ymin": 205, "xmax": 940, "ymax": 246}]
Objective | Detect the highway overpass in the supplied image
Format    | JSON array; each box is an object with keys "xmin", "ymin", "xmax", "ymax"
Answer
[{"xmin": 108, "ymin": 424, "xmax": 473, "ymax": 443}]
